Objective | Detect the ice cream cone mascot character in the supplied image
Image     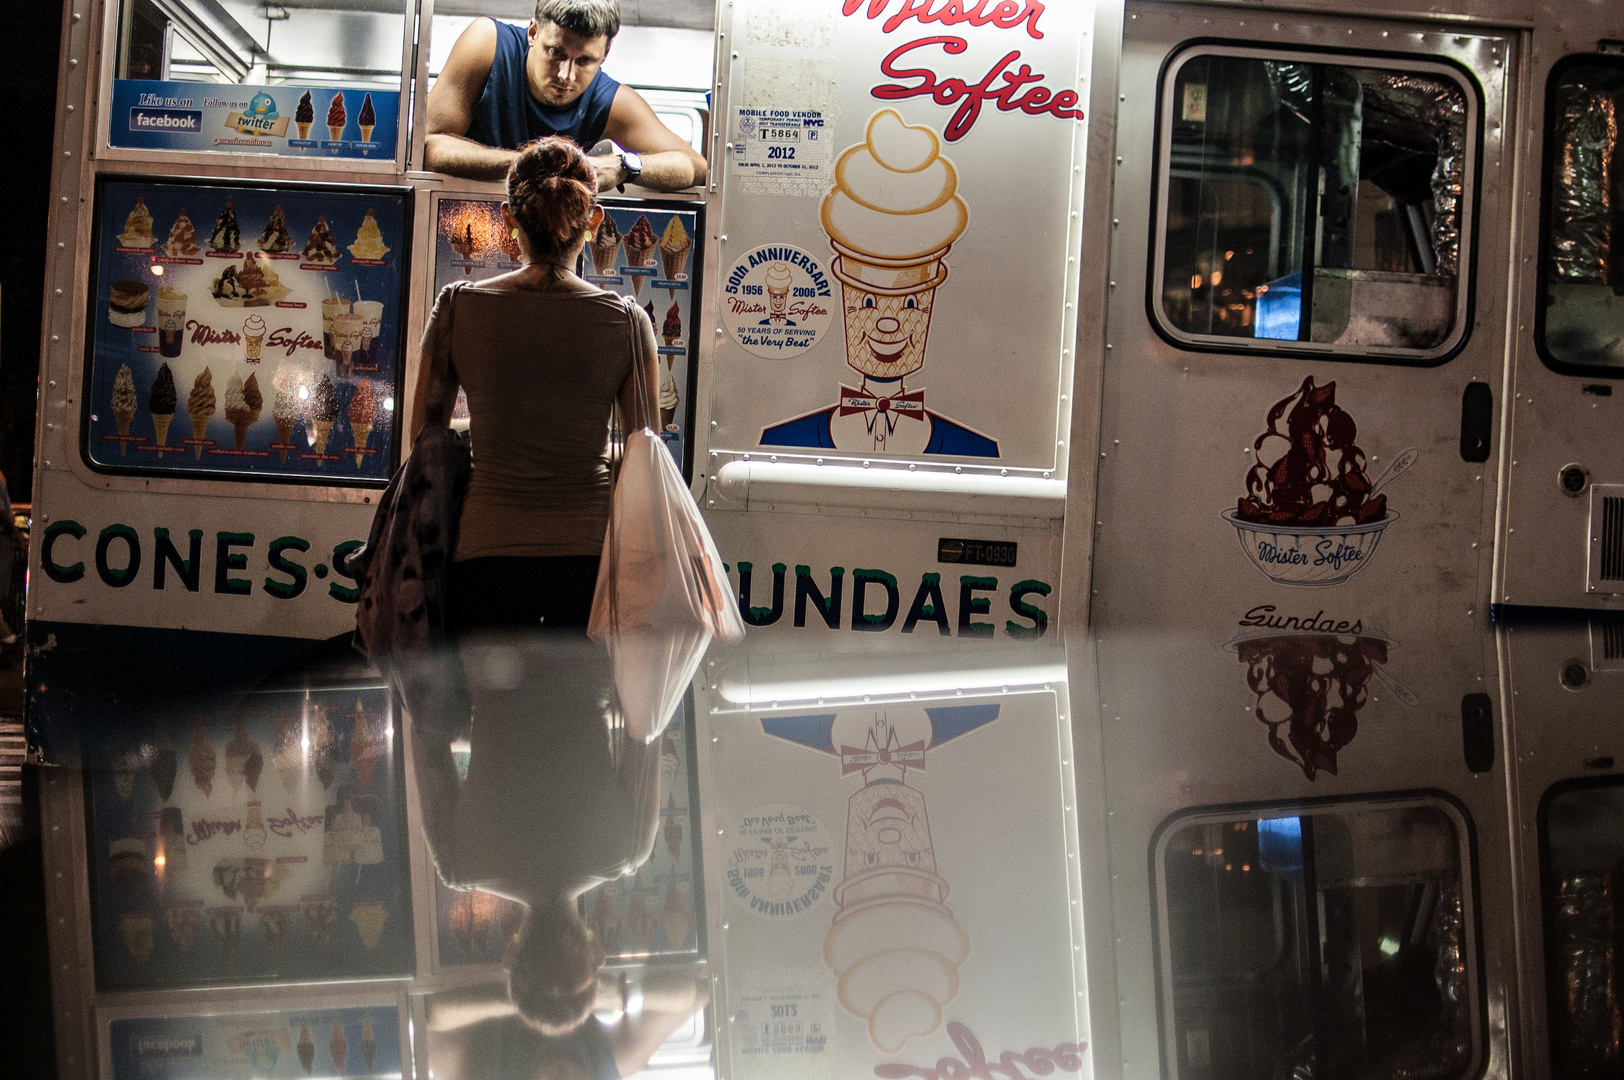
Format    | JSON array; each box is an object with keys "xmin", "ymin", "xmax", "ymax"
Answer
[{"xmin": 761, "ymin": 110, "xmax": 998, "ymax": 458}]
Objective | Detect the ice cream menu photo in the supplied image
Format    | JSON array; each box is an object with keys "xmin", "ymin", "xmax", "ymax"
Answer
[
  {"xmin": 88, "ymin": 178, "xmax": 409, "ymax": 483},
  {"xmin": 428, "ymin": 196, "xmax": 704, "ymax": 480},
  {"xmin": 85, "ymin": 687, "xmax": 415, "ymax": 990}
]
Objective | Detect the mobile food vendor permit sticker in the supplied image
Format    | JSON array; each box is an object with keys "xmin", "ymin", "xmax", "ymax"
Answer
[
  {"xmin": 734, "ymin": 108, "xmax": 834, "ymax": 184},
  {"xmin": 723, "ymin": 244, "xmax": 834, "ymax": 359}
]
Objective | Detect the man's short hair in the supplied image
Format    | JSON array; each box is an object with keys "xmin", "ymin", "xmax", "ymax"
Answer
[{"xmin": 534, "ymin": 0, "xmax": 620, "ymax": 41}]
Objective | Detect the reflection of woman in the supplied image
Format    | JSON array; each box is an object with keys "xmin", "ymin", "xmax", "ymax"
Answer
[
  {"xmin": 410, "ymin": 136, "xmax": 658, "ymax": 634},
  {"xmin": 410, "ymin": 639, "xmax": 664, "ymax": 1044},
  {"xmin": 428, "ymin": 968, "xmax": 709, "ymax": 1080}
]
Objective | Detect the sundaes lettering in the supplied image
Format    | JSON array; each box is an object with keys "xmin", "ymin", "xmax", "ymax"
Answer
[
  {"xmin": 1239, "ymin": 605, "xmax": 1365, "ymax": 636},
  {"xmin": 875, "ymin": 37, "xmax": 1082, "ymax": 141},
  {"xmin": 843, "ymin": 0, "xmax": 1047, "ymax": 41},
  {"xmin": 875, "ymin": 1021, "xmax": 1085, "ymax": 1080}
]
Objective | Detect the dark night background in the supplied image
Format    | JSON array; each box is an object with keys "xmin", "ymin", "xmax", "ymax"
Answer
[{"xmin": 0, "ymin": 1, "xmax": 61, "ymax": 1075}]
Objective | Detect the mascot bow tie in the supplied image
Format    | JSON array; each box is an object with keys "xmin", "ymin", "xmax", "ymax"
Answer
[{"xmin": 839, "ymin": 385, "xmax": 926, "ymax": 436}]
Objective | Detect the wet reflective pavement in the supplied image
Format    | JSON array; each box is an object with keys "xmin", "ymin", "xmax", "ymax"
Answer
[{"xmin": 18, "ymin": 613, "xmax": 1624, "ymax": 1080}]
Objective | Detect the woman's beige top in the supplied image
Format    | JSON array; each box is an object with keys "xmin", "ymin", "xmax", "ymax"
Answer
[{"xmin": 419, "ymin": 280, "xmax": 656, "ymax": 560}]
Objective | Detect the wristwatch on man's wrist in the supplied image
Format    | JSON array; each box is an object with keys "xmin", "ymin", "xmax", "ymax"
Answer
[{"xmin": 617, "ymin": 149, "xmax": 643, "ymax": 192}]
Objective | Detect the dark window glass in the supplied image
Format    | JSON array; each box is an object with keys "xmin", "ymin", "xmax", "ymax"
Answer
[
  {"xmin": 1156, "ymin": 51, "xmax": 1473, "ymax": 360},
  {"xmin": 1539, "ymin": 60, "xmax": 1624, "ymax": 374},
  {"xmin": 1156, "ymin": 801, "xmax": 1477, "ymax": 1080},
  {"xmin": 1540, "ymin": 780, "xmax": 1624, "ymax": 1076}
]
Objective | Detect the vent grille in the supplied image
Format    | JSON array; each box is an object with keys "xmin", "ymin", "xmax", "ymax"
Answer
[
  {"xmin": 1596, "ymin": 615, "xmax": 1624, "ymax": 666},
  {"xmin": 1603, "ymin": 496, "xmax": 1624, "ymax": 581}
]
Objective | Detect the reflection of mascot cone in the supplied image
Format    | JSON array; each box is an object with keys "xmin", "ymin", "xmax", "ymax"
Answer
[
  {"xmin": 822, "ymin": 782, "xmax": 969, "ymax": 1053},
  {"xmin": 828, "ymin": 239, "xmax": 949, "ymax": 378}
]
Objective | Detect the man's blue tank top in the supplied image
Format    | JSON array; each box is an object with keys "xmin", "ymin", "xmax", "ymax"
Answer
[{"xmin": 467, "ymin": 20, "xmax": 620, "ymax": 151}]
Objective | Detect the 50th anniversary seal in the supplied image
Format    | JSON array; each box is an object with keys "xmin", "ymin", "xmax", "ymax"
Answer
[{"xmin": 723, "ymin": 244, "xmax": 835, "ymax": 359}]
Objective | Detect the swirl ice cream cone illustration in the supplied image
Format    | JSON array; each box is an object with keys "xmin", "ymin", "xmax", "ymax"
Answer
[
  {"xmin": 149, "ymin": 364, "xmax": 177, "ymax": 448},
  {"xmin": 358, "ymin": 93, "xmax": 377, "ymax": 148},
  {"xmin": 822, "ymin": 109, "xmax": 968, "ymax": 382},
  {"xmin": 187, "ymin": 367, "xmax": 215, "ymax": 458},
  {"xmin": 224, "ymin": 373, "xmax": 263, "ymax": 452},
  {"xmin": 111, "ymin": 364, "xmax": 137, "ymax": 454},
  {"xmin": 272, "ymin": 367, "xmax": 302, "ymax": 463},
  {"xmin": 326, "ymin": 93, "xmax": 346, "ymax": 148},
  {"xmin": 295, "ymin": 91, "xmax": 314, "ymax": 143},
  {"xmin": 659, "ymin": 216, "xmax": 691, "ymax": 295},
  {"xmin": 311, "ymin": 374, "xmax": 338, "ymax": 462},
  {"xmin": 590, "ymin": 214, "xmax": 622, "ymax": 275}
]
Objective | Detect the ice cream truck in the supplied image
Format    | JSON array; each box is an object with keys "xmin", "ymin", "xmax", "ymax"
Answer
[{"xmin": 24, "ymin": 0, "xmax": 1624, "ymax": 1078}]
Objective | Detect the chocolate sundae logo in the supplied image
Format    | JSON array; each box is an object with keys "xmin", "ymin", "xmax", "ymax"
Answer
[{"xmin": 1222, "ymin": 377, "xmax": 1416, "ymax": 586}]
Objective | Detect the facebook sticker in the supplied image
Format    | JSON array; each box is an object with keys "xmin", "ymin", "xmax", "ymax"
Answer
[{"xmin": 129, "ymin": 108, "xmax": 202, "ymax": 133}]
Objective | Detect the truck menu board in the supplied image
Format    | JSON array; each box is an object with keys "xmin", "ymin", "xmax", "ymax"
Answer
[
  {"xmin": 429, "ymin": 196, "xmax": 703, "ymax": 479},
  {"xmin": 87, "ymin": 178, "xmax": 409, "ymax": 483}
]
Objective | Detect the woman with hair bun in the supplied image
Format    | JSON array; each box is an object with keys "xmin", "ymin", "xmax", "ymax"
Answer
[{"xmin": 412, "ymin": 134, "xmax": 658, "ymax": 633}]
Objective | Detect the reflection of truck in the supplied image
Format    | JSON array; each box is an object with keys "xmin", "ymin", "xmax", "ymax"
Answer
[{"xmin": 28, "ymin": 1, "xmax": 1624, "ymax": 1079}]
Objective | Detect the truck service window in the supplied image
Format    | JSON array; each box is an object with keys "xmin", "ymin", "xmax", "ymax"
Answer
[
  {"xmin": 1154, "ymin": 799, "xmax": 1479, "ymax": 1080},
  {"xmin": 1539, "ymin": 779, "xmax": 1624, "ymax": 1077},
  {"xmin": 1153, "ymin": 49, "xmax": 1477, "ymax": 362},
  {"xmin": 1539, "ymin": 58, "xmax": 1624, "ymax": 375},
  {"xmin": 110, "ymin": 0, "xmax": 407, "ymax": 161}
]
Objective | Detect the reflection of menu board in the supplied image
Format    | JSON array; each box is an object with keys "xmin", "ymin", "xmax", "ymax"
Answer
[
  {"xmin": 580, "ymin": 704, "xmax": 705, "ymax": 962},
  {"xmin": 87, "ymin": 178, "xmax": 409, "ymax": 483},
  {"xmin": 428, "ymin": 196, "xmax": 703, "ymax": 480},
  {"xmin": 109, "ymin": 1005, "xmax": 402, "ymax": 1080},
  {"xmin": 87, "ymin": 687, "xmax": 414, "ymax": 989}
]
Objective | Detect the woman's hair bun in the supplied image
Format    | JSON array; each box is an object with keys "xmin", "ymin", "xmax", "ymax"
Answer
[{"xmin": 506, "ymin": 136, "xmax": 597, "ymax": 257}]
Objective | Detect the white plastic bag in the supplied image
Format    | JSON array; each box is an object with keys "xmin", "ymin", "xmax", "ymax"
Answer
[{"xmin": 590, "ymin": 300, "xmax": 745, "ymax": 741}]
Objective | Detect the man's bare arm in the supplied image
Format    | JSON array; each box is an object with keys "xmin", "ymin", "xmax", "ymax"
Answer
[
  {"xmin": 597, "ymin": 86, "xmax": 710, "ymax": 192},
  {"xmin": 425, "ymin": 133, "xmax": 520, "ymax": 181},
  {"xmin": 425, "ymin": 17, "xmax": 511, "ymax": 179}
]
